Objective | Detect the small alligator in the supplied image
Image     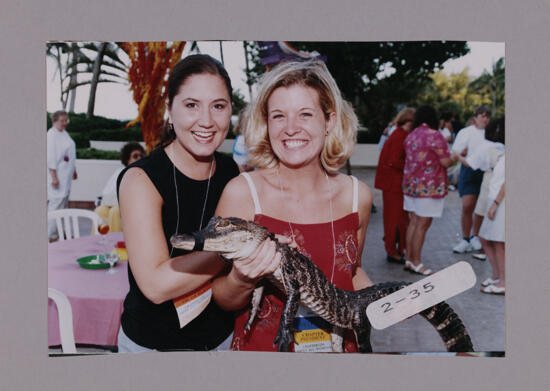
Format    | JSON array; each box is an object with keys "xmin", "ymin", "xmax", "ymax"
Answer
[{"xmin": 171, "ymin": 216, "xmax": 474, "ymax": 353}]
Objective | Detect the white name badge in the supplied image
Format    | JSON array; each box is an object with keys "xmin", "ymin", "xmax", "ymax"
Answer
[
  {"xmin": 293, "ymin": 306, "xmax": 332, "ymax": 353},
  {"xmin": 173, "ymin": 281, "xmax": 212, "ymax": 328},
  {"xmin": 366, "ymin": 261, "xmax": 476, "ymax": 330}
]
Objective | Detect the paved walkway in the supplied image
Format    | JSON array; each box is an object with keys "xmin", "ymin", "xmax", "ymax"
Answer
[
  {"xmin": 351, "ymin": 167, "xmax": 504, "ymax": 353},
  {"xmin": 66, "ymin": 167, "xmax": 505, "ymax": 354}
]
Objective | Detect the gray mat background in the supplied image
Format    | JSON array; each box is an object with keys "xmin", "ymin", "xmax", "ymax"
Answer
[{"xmin": 1, "ymin": 0, "xmax": 549, "ymax": 390}]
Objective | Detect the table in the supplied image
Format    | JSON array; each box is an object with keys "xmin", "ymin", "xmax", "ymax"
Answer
[{"xmin": 48, "ymin": 232, "xmax": 129, "ymax": 348}]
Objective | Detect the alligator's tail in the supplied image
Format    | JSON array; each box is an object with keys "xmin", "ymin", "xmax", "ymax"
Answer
[
  {"xmin": 354, "ymin": 281, "xmax": 474, "ymax": 352},
  {"xmin": 419, "ymin": 301, "xmax": 474, "ymax": 352}
]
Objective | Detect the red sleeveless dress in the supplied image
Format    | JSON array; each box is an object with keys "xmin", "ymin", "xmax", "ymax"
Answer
[{"xmin": 230, "ymin": 173, "xmax": 361, "ymax": 352}]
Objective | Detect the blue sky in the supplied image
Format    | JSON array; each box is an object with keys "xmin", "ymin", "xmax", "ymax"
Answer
[{"xmin": 46, "ymin": 41, "xmax": 504, "ymax": 121}]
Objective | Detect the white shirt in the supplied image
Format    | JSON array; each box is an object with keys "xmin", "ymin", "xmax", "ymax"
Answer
[
  {"xmin": 439, "ymin": 127, "xmax": 452, "ymax": 141},
  {"xmin": 101, "ymin": 167, "xmax": 124, "ymax": 206},
  {"xmin": 488, "ymin": 154, "xmax": 505, "ymax": 200},
  {"xmin": 232, "ymin": 135, "xmax": 249, "ymax": 166},
  {"xmin": 377, "ymin": 124, "xmax": 397, "ymax": 151},
  {"xmin": 466, "ymin": 141, "xmax": 504, "ymax": 172},
  {"xmin": 451, "ymin": 125, "xmax": 486, "ymax": 159},
  {"xmin": 47, "ymin": 126, "xmax": 76, "ymax": 199}
]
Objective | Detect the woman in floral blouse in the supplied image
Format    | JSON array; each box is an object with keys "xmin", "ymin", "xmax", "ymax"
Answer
[{"xmin": 402, "ymin": 105, "xmax": 458, "ymax": 275}]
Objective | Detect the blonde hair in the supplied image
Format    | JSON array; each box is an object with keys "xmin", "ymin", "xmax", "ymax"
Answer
[
  {"xmin": 393, "ymin": 107, "xmax": 415, "ymax": 126},
  {"xmin": 244, "ymin": 61, "xmax": 358, "ymax": 173}
]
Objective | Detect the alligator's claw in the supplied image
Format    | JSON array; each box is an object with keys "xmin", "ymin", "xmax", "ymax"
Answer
[{"xmin": 274, "ymin": 325, "xmax": 295, "ymax": 352}]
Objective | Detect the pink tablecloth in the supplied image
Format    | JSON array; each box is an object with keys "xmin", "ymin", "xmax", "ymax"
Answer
[{"xmin": 48, "ymin": 232, "xmax": 129, "ymax": 347}]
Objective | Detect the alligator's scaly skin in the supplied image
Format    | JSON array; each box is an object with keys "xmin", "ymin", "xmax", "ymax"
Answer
[{"xmin": 171, "ymin": 216, "xmax": 474, "ymax": 353}]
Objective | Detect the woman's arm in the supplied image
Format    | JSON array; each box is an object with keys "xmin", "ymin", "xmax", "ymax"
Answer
[
  {"xmin": 451, "ymin": 152, "xmax": 469, "ymax": 167},
  {"xmin": 118, "ymin": 167, "xmax": 226, "ymax": 305},
  {"xmin": 487, "ymin": 182, "xmax": 505, "ymax": 220},
  {"xmin": 436, "ymin": 132, "xmax": 458, "ymax": 169},
  {"xmin": 211, "ymin": 175, "xmax": 282, "ymax": 310},
  {"xmin": 440, "ymin": 154, "xmax": 458, "ymax": 169},
  {"xmin": 353, "ymin": 180, "xmax": 374, "ymax": 290}
]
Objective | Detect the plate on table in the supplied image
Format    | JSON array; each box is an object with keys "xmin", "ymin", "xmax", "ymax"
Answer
[{"xmin": 76, "ymin": 254, "xmax": 117, "ymax": 269}]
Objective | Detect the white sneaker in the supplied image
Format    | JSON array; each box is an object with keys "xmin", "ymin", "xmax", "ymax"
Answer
[
  {"xmin": 472, "ymin": 253, "xmax": 487, "ymax": 261},
  {"xmin": 453, "ymin": 239, "xmax": 472, "ymax": 253},
  {"xmin": 470, "ymin": 236, "xmax": 482, "ymax": 251}
]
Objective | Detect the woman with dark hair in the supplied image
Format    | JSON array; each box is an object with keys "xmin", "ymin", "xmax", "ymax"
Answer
[
  {"xmin": 452, "ymin": 116, "xmax": 505, "ymax": 261},
  {"xmin": 116, "ymin": 54, "xmax": 274, "ymax": 352},
  {"xmin": 478, "ymin": 117, "xmax": 505, "ymax": 294},
  {"xmin": 374, "ymin": 107, "xmax": 415, "ymax": 264},
  {"xmin": 402, "ymin": 105, "xmax": 457, "ymax": 275}
]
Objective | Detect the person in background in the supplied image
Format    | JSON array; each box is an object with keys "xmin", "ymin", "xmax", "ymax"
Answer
[
  {"xmin": 47, "ymin": 110, "xmax": 77, "ymax": 241},
  {"xmin": 94, "ymin": 142, "xmax": 145, "ymax": 232},
  {"xmin": 374, "ymin": 107, "xmax": 415, "ymax": 264},
  {"xmin": 451, "ymin": 105, "xmax": 491, "ymax": 254},
  {"xmin": 116, "ymin": 54, "xmax": 255, "ymax": 352},
  {"xmin": 231, "ymin": 107, "xmax": 254, "ymax": 172},
  {"xmin": 377, "ymin": 120, "xmax": 397, "ymax": 151},
  {"xmin": 478, "ymin": 117, "xmax": 505, "ymax": 294},
  {"xmin": 213, "ymin": 60, "xmax": 374, "ymax": 352},
  {"xmin": 453, "ymin": 117, "xmax": 505, "ymax": 261},
  {"xmin": 438, "ymin": 111, "xmax": 453, "ymax": 144},
  {"xmin": 402, "ymin": 105, "xmax": 457, "ymax": 275}
]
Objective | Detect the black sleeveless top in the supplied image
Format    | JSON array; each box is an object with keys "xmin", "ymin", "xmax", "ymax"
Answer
[{"xmin": 116, "ymin": 148, "xmax": 239, "ymax": 350}]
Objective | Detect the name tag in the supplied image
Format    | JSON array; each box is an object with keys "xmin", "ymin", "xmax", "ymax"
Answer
[
  {"xmin": 173, "ymin": 282, "xmax": 212, "ymax": 328},
  {"xmin": 366, "ymin": 261, "xmax": 476, "ymax": 330},
  {"xmin": 293, "ymin": 306, "xmax": 332, "ymax": 353}
]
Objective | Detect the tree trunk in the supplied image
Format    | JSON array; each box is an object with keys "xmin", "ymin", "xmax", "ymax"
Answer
[
  {"xmin": 68, "ymin": 43, "xmax": 78, "ymax": 112},
  {"xmin": 219, "ymin": 41, "xmax": 224, "ymax": 65},
  {"xmin": 68, "ymin": 72, "xmax": 77, "ymax": 113},
  {"xmin": 243, "ymin": 41, "xmax": 253, "ymax": 100},
  {"xmin": 86, "ymin": 42, "xmax": 107, "ymax": 119},
  {"xmin": 55, "ymin": 46, "xmax": 67, "ymax": 110}
]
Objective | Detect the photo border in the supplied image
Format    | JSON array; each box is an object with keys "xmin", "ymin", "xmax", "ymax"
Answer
[{"xmin": 2, "ymin": 0, "xmax": 548, "ymax": 389}]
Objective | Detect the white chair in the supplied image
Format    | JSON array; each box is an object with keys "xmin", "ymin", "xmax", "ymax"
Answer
[
  {"xmin": 48, "ymin": 288, "xmax": 77, "ymax": 354},
  {"xmin": 48, "ymin": 208, "xmax": 101, "ymax": 240}
]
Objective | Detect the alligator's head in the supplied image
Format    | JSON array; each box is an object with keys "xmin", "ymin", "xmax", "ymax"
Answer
[{"xmin": 170, "ymin": 216, "xmax": 272, "ymax": 260}]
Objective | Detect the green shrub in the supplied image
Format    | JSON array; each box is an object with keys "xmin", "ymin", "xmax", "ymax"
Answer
[
  {"xmin": 88, "ymin": 128, "xmax": 143, "ymax": 141},
  {"xmin": 47, "ymin": 112, "xmax": 140, "ymax": 133},
  {"xmin": 69, "ymin": 132, "xmax": 91, "ymax": 148},
  {"xmin": 76, "ymin": 148, "xmax": 121, "ymax": 160}
]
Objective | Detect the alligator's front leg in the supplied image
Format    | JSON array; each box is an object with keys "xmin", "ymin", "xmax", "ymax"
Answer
[
  {"xmin": 273, "ymin": 283, "xmax": 300, "ymax": 352},
  {"xmin": 244, "ymin": 285, "xmax": 264, "ymax": 334}
]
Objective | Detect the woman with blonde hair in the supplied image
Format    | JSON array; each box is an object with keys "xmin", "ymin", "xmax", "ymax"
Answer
[
  {"xmin": 212, "ymin": 61, "xmax": 374, "ymax": 352},
  {"xmin": 374, "ymin": 107, "xmax": 415, "ymax": 264}
]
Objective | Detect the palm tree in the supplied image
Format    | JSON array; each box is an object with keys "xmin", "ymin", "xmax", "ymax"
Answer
[
  {"xmin": 70, "ymin": 42, "xmax": 128, "ymax": 118},
  {"xmin": 47, "ymin": 41, "xmax": 128, "ymax": 117},
  {"xmin": 46, "ymin": 42, "xmax": 84, "ymax": 111},
  {"xmin": 469, "ymin": 57, "xmax": 505, "ymax": 116}
]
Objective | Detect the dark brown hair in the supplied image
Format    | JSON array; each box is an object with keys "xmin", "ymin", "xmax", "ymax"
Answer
[
  {"xmin": 484, "ymin": 116, "xmax": 505, "ymax": 145},
  {"xmin": 413, "ymin": 105, "xmax": 439, "ymax": 130},
  {"xmin": 120, "ymin": 142, "xmax": 145, "ymax": 166},
  {"xmin": 156, "ymin": 54, "xmax": 233, "ymax": 149}
]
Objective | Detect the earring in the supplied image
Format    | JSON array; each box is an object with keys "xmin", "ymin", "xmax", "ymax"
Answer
[{"xmin": 169, "ymin": 123, "xmax": 174, "ymax": 132}]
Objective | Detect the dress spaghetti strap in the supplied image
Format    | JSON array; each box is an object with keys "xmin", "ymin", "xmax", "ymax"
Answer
[
  {"xmin": 241, "ymin": 172, "xmax": 262, "ymax": 215},
  {"xmin": 351, "ymin": 175, "xmax": 358, "ymax": 213}
]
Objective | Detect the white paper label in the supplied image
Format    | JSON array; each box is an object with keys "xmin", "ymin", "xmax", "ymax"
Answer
[
  {"xmin": 366, "ymin": 261, "xmax": 476, "ymax": 330},
  {"xmin": 173, "ymin": 282, "xmax": 212, "ymax": 328}
]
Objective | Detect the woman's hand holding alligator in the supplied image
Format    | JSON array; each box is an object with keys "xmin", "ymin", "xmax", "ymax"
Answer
[{"xmin": 230, "ymin": 238, "xmax": 282, "ymax": 285}]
